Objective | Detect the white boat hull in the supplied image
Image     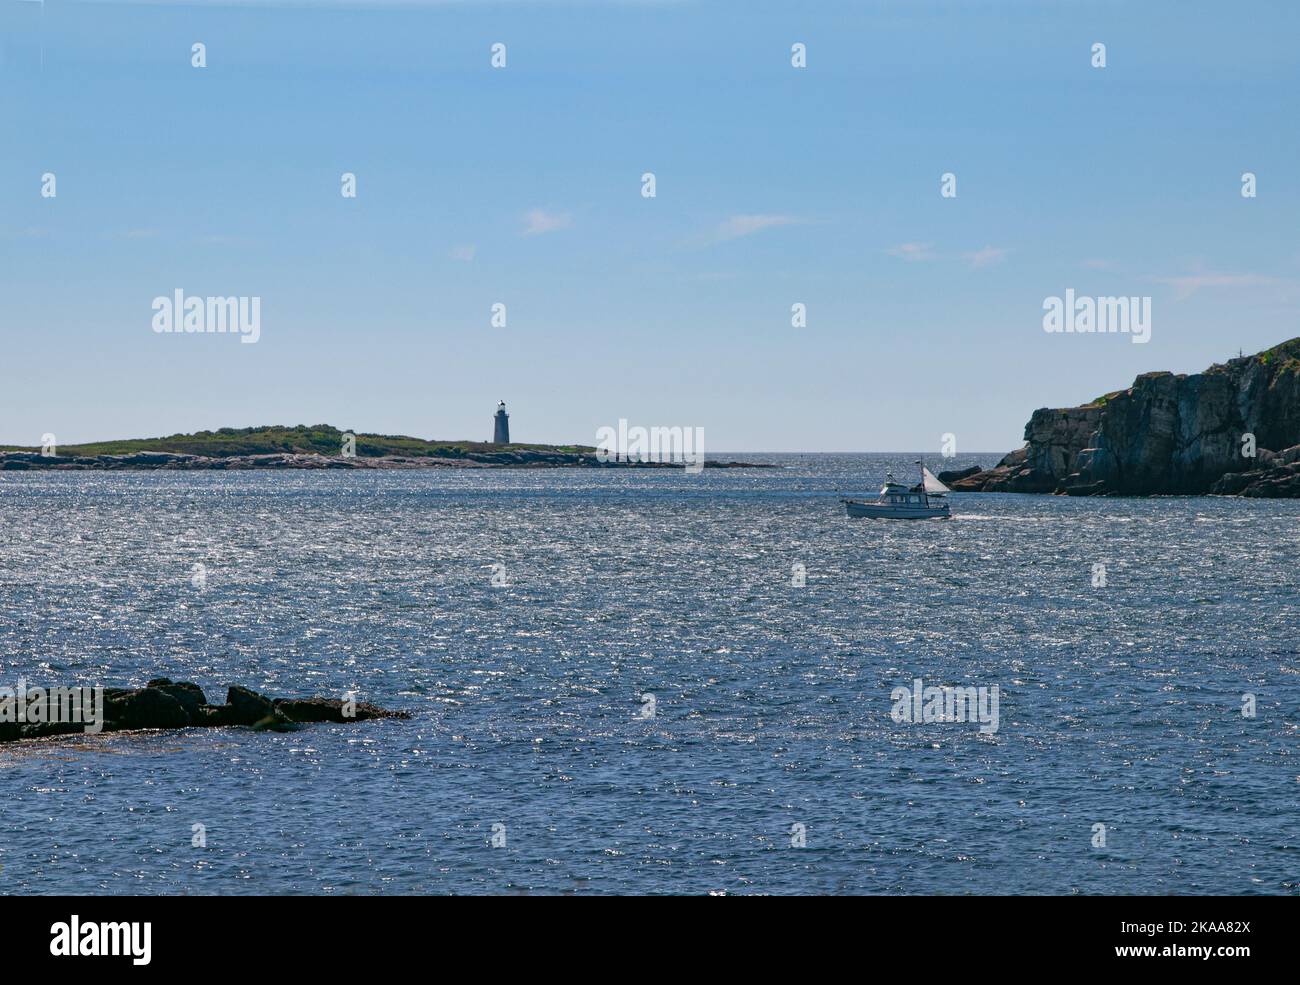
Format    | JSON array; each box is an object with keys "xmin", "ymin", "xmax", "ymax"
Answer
[{"xmin": 843, "ymin": 498, "xmax": 950, "ymax": 520}]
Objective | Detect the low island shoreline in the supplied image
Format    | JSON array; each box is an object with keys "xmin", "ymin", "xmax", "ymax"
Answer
[{"xmin": 0, "ymin": 451, "xmax": 773, "ymax": 471}]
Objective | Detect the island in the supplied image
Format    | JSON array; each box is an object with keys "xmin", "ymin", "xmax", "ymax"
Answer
[
  {"xmin": 951, "ymin": 337, "xmax": 1300, "ymax": 497},
  {"xmin": 0, "ymin": 424, "xmax": 772, "ymax": 471}
]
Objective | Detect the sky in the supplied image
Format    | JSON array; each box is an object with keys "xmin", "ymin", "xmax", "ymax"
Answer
[{"xmin": 2, "ymin": 0, "xmax": 1298, "ymax": 452}]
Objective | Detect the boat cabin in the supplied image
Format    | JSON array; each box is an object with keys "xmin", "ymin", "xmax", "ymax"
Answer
[{"xmin": 880, "ymin": 476, "xmax": 936, "ymax": 507}]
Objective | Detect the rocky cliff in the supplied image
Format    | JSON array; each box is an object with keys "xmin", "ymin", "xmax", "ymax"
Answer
[{"xmin": 952, "ymin": 338, "xmax": 1300, "ymax": 497}]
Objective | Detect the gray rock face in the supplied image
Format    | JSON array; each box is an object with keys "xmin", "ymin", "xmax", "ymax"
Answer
[
  {"xmin": 936, "ymin": 464, "xmax": 983, "ymax": 484},
  {"xmin": 274, "ymin": 696, "xmax": 405, "ymax": 723},
  {"xmin": 953, "ymin": 339, "xmax": 1300, "ymax": 497},
  {"xmin": 1210, "ymin": 446, "xmax": 1300, "ymax": 497},
  {"xmin": 147, "ymin": 679, "xmax": 207, "ymax": 719},
  {"xmin": 107, "ymin": 687, "xmax": 192, "ymax": 730},
  {"xmin": 225, "ymin": 685, "xmax": 277, "ymax": 725}
]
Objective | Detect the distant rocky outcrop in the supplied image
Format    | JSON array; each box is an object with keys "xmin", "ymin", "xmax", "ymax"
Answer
[
  {"xmin": 0, "ymin": 678, "xmax": 408, "ymax": 744},
  {"xmin": 936, "ymin": 464, "xmax": 984, "ymax": 485},
  {"xmin": 951, "ymin": 338, "xmax": 1300, "ymax": 497}
]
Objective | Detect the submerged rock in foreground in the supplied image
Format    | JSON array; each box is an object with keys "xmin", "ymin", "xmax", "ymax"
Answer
[
  {"xmin": 951, "ymin": 337, "xmax": 1300, "ymax": 497},
  {"xmin": 0, "ymin": 678, "xmax": 409, "ymax": 744}
]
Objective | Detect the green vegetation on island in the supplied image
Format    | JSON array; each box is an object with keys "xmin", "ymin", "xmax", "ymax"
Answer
[{"xmin": 1, "ymin": 424, "xmax": 593, "ymax": 459}]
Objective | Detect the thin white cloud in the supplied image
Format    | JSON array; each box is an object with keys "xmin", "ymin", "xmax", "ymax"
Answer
[
  {"xmin": 886, "ymin": 242, "xmax": 935, "ymax": 262},
  {"xmin": 963, "ymin": 245, "xmax": 1009, "ymax": 269},
  {"xmin": 1151, "ymin": 271, "xmax": 1288, "ymax": 300},
  {"xmin": 521, "ymin": 208, "xmax": 572, "ymax": 236},
  {"xmin": 713, "ymin": 214, "xmax": 802, "ymax": 242}
]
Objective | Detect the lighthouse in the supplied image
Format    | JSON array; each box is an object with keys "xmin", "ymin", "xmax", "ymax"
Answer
[{"xmin": 493, "ymin": 401, "xmax": 510, "ymax": 444}]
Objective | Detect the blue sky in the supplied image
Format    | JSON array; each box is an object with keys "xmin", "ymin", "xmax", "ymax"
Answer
[{"xmin": 2, "ymin": 0, "xmax": 1298, "ymax": 451}]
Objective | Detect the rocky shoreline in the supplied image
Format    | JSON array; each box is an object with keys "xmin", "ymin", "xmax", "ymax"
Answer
[
  {"xmin": 0, "ymin": 678, "xmax": 409, "ymax": 744},
  {"xmin": 949, "ymin": 338, "xmax": 1300, "ymax": 497},
  {"xmin": 0, "ymin": 450, "xmax": 773, "ymax": 471}
]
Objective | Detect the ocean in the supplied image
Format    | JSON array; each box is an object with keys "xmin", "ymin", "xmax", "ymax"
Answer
[{"xmin": 1, "ymin": 455, "xmax": 1296, "ymax": 895}]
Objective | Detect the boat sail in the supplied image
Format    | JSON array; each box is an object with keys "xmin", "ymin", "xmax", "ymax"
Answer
[
  {"xmin": 841, "ymin": 460, "xmax": 951, "ymax": 520},
  {"xmin": 921, "ymin": 467, "xmax": 951, "ymax": 495}
]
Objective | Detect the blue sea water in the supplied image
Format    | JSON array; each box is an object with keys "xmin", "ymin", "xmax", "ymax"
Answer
[{"xmin": 1, "ymin": 455, "xmax": 1297, "ymax": 896}]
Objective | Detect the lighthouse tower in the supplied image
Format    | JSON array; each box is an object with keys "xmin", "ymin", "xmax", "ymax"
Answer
[{"xmin": 493, "ymin": 401, "xmax": 510, "ymax": 444}]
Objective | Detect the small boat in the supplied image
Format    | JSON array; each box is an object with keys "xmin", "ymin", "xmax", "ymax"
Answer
[{"xmin": 842, "ymin": 461, "xmax": 951, "ymax": 520}]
